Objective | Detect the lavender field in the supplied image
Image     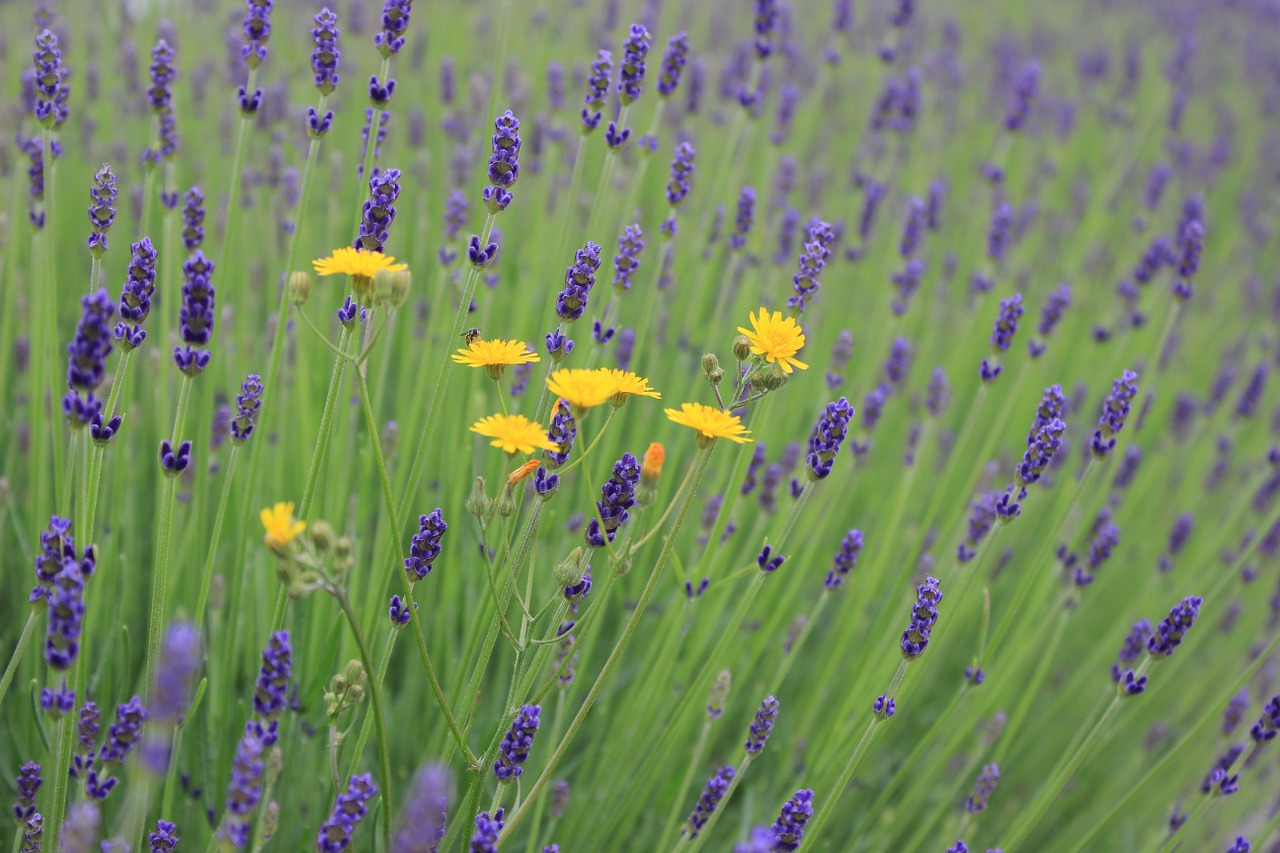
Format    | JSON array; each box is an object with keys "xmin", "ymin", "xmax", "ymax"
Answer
[{"xmin": 1, "ymin": 0, "xmax": 1278, "ymax": 851}]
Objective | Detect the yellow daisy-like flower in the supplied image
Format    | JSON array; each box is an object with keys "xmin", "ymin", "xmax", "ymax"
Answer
[
  {"xmin": 545, "ymin": 368, "xmax": 620, "ymax": 412},
  {"xmin": 471, "ymin": 413, "xmax": 559, "ymax": 455},
  {"xmin": 664, "ymin": 402, "xmax": 753, "ymax": 446},
  {"xmin": 601, "ymin": 368, "xmax": 661, "ymax": 404},
  {"xmin": 312, "ymin": 246, "xmax": 408, "ymax": 280},
  {"xmin": 261, "ymin": 502, "xmax": 306, "ymax": 551},
  {"xmin": 451, "ymin": 339, "xmax": 540, "ymax": 379},
  {"xmin": 737, "ymin": 307, "xmax": 809, "ymax": 374}
]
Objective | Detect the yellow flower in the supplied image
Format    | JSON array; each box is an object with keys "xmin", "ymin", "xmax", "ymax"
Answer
[
  {"xmin": 737, "ymin": 307, "xmax": 809, "ymax": 374},
  {"xmin": 664, "ymin": 402, "xmax": 753, "ymax": 446},
  {"xmin": 452, "ymin": 339, "xmax": 540, "ymax": 379},
  {"xmin": 546, "ymin": 368, "xmax": 620, "ymax": 412},
  {"xmin": 261, "ymin": 502, "xmax": 306, "ymax": 551},
  {"xmin": 601, "ymin": 368, "xmax": 661, "ymax": 404},
  {"xmin": 312, "ymin": 247, "xmax": 408, "ymax": 280},
  {"xmin": 471, "ymin": 413, "xmax": 559, "ymax": 455}
]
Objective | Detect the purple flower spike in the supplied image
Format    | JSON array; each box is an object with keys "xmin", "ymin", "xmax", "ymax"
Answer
[
  {"xmin": 253, "ymin": 631, "xmax": 292, "ymax": 719},
  {"xmin": 770, "ymin": 789, "xmax": 814, "ymax": 852},
  {"xmin": 555, "ymin": 242, "xmax": 603, "ymax": 322},
  {"xmin": 964, "ymin": 764, "xmax": 1000, "ymax": 812},
  {"xmin": 393, "ymin": 764, "xmax": 449, "ymax": 852},
  {"xmin": 1250, "ymin": 696, "xmax": 1280, "ymax": 743},
  {"xmin": 612, "ymin": 224, "xmax": 644, "ymax": 292},
  {"xmin": 685, "ymin": 766, "xmax": 735, "ymax": 839},
  {"xmin": 470, "ymin": 808, "xmax": 504, "ymax": 853},
  {"xmin": 87, "ymin": 165, "xmax": 118, "ymax": 257},
  {"xmin": 375, "ymin": 0, "xmax": 412, "ymax": 57},
  {"xmin": 1091, "ymin": 370, "xmax": 1139, "ymax": 458},
  {"xmin": 64, "ymin": 289, "xmax": 116, "ymax": 428},
  {"xmin": 806, "ymin": 397, "xmax": 854, "ymax": 479},
  {"xmin": 900, "ymin": 577, "xmax": 943, "ymax": 660},
  {"xmin": 824, "ymin": 529, "xmax": 864, "ymax": 590},
  {"xmin": 114, "ymin": 237, "xmax": 159, "ymax": 350},
  {"xmin": 231, "ymin": 374, "xmax": 263, "ymax": 443},
  {"xmin": 1147, "ymin": 596, "xmax": 1203, "ymax": 658},
  {"xmin": 581, "ymin": 50, "xmax": 612, "ymax": 133},
  {"xmin": 788, "ymin": 220, "xmax": 835, "ymax": 313},
  {"xmin": 241, "ymin": 0, "xmax": 274, "ymax": 69},
  {"xmin": 1005, "ymin": 60, "xmax": 1041, "ymax": 131},
  {"xmin": 149, "ymin": 819, "xmax": 179, "ymax": 851},
  {"xmin": 657, "ymin": 32, "xmax": 690, "ymax": 97},
  {"xmin": 355, "ymin": 168, "xmax": 402, "ymax": 253},
  {"xmin": 618, "ymin": 24, "xmax": 652, "ymax": 105},
  {"xmin": 316, "ymin": 774, "xmax": 378, "ymax": 852},
  {"xmin": 494, "ymin": 705, "xmax": 541, "ymax": 782},
  {"xmin": 753, "ymin": 0, "xmax": 780, "ymax": 59},
  {"xmin": 311, "ymin": 8, "xmax": 340, "ymax": 94},
  {"xmin": 585, "ymin": 453, "xmax": 641, "ymax": 548},
  {"xmin": 544, "ymin": 401, "xmax": 577, "ymax": 467},
  {"xmin": 745, "ymin": 695, "xmax": 779, "ymax": 754},
  {"xmin": 666, "ymin": 142, "xmax": 696, "ymax": 206},
  {"xmin": 405, "ymin": 509, "xmax": 448, "ymax": 582}
]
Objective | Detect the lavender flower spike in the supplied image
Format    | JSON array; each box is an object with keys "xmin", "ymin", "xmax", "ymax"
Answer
[
  {"xmin": 585, "ymin": 453, "xmax": 641, "ymax": 548},
  {"xmin": 770, "ymin": 789, "xmax": 815, "ymax": 852},
  {"xmin": 901, "ymin": 576, "xmax": 943, "ymax": 659},
  {"xmin": 824, "ymin": 529, "xmax": 864, "ymax": 590},
  {"xmin": 254, "ymin": 630, "xmax": 293, "ymax": 718},
  {"xmin": 114, "ymin": 237, "xmax": 159, "ymax": 351},
  {"xmin": 494, "ymin": 705, "xmax": 541, "ymax": 781},
  {"xmin": 1147, "ymin": 596, "xmax": 1203, "ymax": 658},
  {"xmin": 87, "ymin": 165, "xmax": 118, "ymax": 258},
  {"xmin": 617, "ymin": 24, "xmax": 652, "ymax": 105},
  {"xmin": 392, "ymin": 764, "xmax": 449, "ymax": 853},
  {"xmin": 581, "ymin": 50, "xmax": 613, "ymax": 133},
  {"xmin": 657, "ymin": 33, "xmax": 690, "ymax": 97},
  {"xmin": 470, "ymin": 808, "xmax": 504, "ymax": 853},
  {"xmin": 1090, "ymin": 370, "xmax": 1139, "ymax": 458},
  {"xmin": 745, "ymin": 695, "xmax": 780, "ymax": 754},
  {"xmin": 405, "ymin": 509, "xmax": 448, "ymax": 582},
  {"xmin": 979, "ymin": 292, "xmax": 1023, "ymax": 383},
  {"xmin": 174, "ymin": 250, "xmax": 216, "ymax": 376},
  {"xmin": 231, "ymin": 374, "xmax": 264, "ymax": 443},
  {"xmin": 316, "ymin": 773, "xmax": 378, "ymax": 852},
  {"xmin": 311, "ymin": 8, "xmax": 340, "ymax": 95},
  {"xmin": 685, "ymin": 766, "xmax": 735, "ymax": 838},
  {"xmin": 806, "ymin": 397, "xmax": 854, "ymax": 479},
  {"xmin": 964, "ymin": 764, "xmax": 1000, "ymax": 812}
]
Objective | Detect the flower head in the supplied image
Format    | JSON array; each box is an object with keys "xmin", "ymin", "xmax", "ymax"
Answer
[
  {"xmin": 601, "ymin": 369, "xmax": 661, "ymax": 405},
  {"xmin": 665, "ymin": 403, "xmax": 753, "ymax": 446},
  {"xmin": 260, "ymin": 503, "xmax": 305, "ymax": 551},
  {"xmin": 313, "ymin": 247, "xmax": 407, "ymax": 281},
  {"xmin": 452, "ymin": 338, "xmax": 539, "ymax": 379},
  {"xmin": 471, "ymin": 414, "xmax": 558, "ymax": 455},
  {"xmin": 738, "ymin": 308, "xmax": 809, "ymax": 374},
  {"xmin": 547, "ymin": 368, "xmax": 619, "ymax": 412}
]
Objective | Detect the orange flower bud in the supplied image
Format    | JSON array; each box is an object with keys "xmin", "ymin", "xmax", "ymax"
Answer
[
  {"xmin": 642, "ymin": 442, "xmax": 665, "ymax": 483},
  {"xmin": 507, "ymin": 458, "xmax": 541, "ymax": 486}
]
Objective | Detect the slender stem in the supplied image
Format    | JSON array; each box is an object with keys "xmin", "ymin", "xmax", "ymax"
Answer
[
  {"xmin": 398, "ymin": 212, "xmax": 497, "ymax": 519},
  {"xmin": 334, "ymin": 589, "xmax": 394, "ymax": 853},
  {"xmin": 354, "ymin": 367, "xmax": 478, "ymax": 765},
  {"xmin": 802, "ymin": 663, "xmax": 909, "ymax": 851},
  {"xmin": 214, "ymin": 69, "xmax": 257, "ymax": 318},
  {"xmin": 497, "ymin": 445, "xmax": 716, "ymax": 841},
  {"xmin": 43, "ymin": 128, "xmax": 66, "ymax": 516},
  {"xmin": 146, "ymin": 374, "xmax": 194, "ymax": 695},
  {"xmin": 299, "ymin": 326, "xmax": 353, "ymax": 518},
  {"xmin": 0, "ymin": 612, "xmax": 36, "ymax": 714},
  {"xmin": 658, "ymin": 721, "xmax": 713, "ymax": 851},
  {"xmin": 193, "ymin": 445, "xmax": 241, "ymax": 631}
]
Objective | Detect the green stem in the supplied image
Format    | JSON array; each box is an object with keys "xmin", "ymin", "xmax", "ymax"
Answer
[
  {"xmin": 0, "ymin": 612, "xmax": 37, "ymax": 714},
  {"xmin": 299, "ymin": 326, "xmax": 353, "ymax": 518},
  {"xmin": 146, "ymin": 374, "xmax": 194, "ymax": 695},
  {"xmin": 398, "ymin": 212, "xmax": 497, "ymax": 519},
  {"xmin": 658, "ymin": 721, "xmax": 712, "ymax": 851},
  {"xmin": 353, "ymin": 367, "xmax": 478, "ymax": 765},
  {"xmin": 334, "ymin": 589, "xmax": 393, "ymax": 853},
  {"xmin": 497, "ymin": 445, "xmax": 716, "ymax": 842},
  {"xmin": 193, "ymin": 445, "xmax": 241, "ymax": 630}
]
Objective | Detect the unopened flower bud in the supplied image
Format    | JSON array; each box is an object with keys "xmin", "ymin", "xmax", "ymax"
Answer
[
  {"xmin": 496, "ymin": 485, "xmax": 518, "ymax": 518},
  {"xmin": 708, "ymin": 367, "xmax": 725, "ymax": 386},
  {"xmin": 701, "ymin": 352, "xmax": 721, "ymax": 376},
  {"xmin": 763, "ymin": 366, "xmax": 788, "ymax": 391},
  {"xmin": 466, "ymin": 476, "xmax": 491, "ymax": 517},
  {"xmin": 553, "ymin": 547, "xmax": 587, "ymax": 587},
  {"xmin": 733, "ymin": 335, "xmax": 752, "ymax": 361},
  {"xmin": 289, "ymin": 271, "xmax": 312, "ymax": 306},
  {"xmin": 386, "ymin": 269, "xmax": 411, "ymax": 308},
  {"xmin": 259, "ymin": 801, "xmax": 279, "ymax": 842},
  {"xmin": 310, "ymin": 520, "xmax": 335, "ymax": 553},
  {"xmin": 707, "ymin": 669, "xmax": 731, "ymax": 719}
]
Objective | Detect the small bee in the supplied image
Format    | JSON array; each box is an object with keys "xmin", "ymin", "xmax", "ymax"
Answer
[{"xmin": 462, "ymin": 327, "xmax": 483, "ymax": 346}]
